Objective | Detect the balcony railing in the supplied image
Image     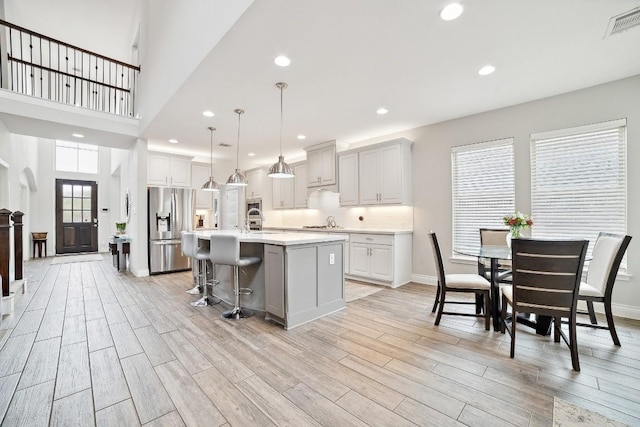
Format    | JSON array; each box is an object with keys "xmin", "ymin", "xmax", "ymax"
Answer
[{"xmin": 0, "ymin": 19, "xmax": 140, "ymax": 117}]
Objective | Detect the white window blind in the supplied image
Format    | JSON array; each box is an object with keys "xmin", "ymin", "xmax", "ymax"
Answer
[
  {"xmin": 452, "ymin": 138, "xmax": 515, "ymax": 253},
  {"xmin": 530, "ymin": 119, "xmax": 627, "ymax": 264}
]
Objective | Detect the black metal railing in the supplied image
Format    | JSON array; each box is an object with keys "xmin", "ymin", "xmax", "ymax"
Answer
[{"xmin": 0, "ymin": 19, "xmax": 140, "ymax": 117}]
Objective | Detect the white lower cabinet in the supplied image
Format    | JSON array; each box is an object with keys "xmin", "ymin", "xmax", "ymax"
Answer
[{"xmin": 347, "ymin": 232, "xmax": 412, "ymax": 287}]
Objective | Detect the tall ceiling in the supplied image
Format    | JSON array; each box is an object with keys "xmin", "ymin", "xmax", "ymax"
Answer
[{"xmin": 4, "ymin": 0, "xmax": 640, "ymax": 168}]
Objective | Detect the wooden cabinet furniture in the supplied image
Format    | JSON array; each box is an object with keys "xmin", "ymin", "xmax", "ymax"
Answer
[
  {"xmin": 293, "ymin": 163, "xmax": 308, "ymax": 208},
  {"xmin": 191, "ymin": 163, "xmax": 214, "ymax": 209},
  {"xmin": 304, "ymin": 140, "xmax": 347, "ymax": 189},
  {"xmin": 246, "ymin": 168, "xmax": 263, "ymax": 200},
  {"xmin": 347, "ymin": 232, "xmax": 413, "ymax": 287},
  {"xmin": 272, "ymin": 176, "xmax": 294, "ymax": 209},
  {"xmin": 148, "ymin": 153, "xmax": 191, "ymax": 187},
  {"xmin": 338, "ymin": 138, "xmax": 412, "ymax": 206}
]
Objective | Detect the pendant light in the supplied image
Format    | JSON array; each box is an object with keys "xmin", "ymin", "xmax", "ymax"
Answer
[
  {"xmin": 268, "ymin": 82, "xmax": 295, "ymax": 178},
  {"xmin": 226, "ymin": 109, "xmax": 248, "ymax": 186},
  {"xmin": 202, "ymin": 126, "xmax": 220, "ymax": 191}
]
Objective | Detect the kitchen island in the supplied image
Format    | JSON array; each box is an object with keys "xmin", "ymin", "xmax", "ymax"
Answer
[{"xmin": 194, "ymin": 230, "xmax": 348, "ymax": 329}]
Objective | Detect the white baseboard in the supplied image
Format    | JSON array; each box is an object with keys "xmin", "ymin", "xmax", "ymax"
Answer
[
  {"xmin": 411, "ymin": 274, "xmax": 640, "ymax": 321},
  {"xmin": 130, "ymin": 266, "xmax": 149, "ymax": 277}
]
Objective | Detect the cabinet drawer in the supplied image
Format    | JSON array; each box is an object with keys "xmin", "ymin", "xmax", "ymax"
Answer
[{"xmin": 350, "ymin": 233, "xmax": 393, "ymax": 245}]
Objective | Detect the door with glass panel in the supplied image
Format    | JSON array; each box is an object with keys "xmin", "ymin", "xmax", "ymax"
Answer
[{"xmin": 55, "ymin": 179, "xmax": 98, "ymax": 254}]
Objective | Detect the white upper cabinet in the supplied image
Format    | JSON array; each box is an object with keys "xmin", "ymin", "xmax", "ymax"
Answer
[
  {"xmin": 272, "ymin": 176, "xmax": 294, "ymax": 209},
  {"xmin": 304, "ymin": 140, "xmax": 347, "ymax": 189},
  {"xmin": 358, "ymin": 139, "xmax": 412, "ymax": 206},
  {"xmin": 338, "ymin": 152, "xmax": 359, "ymax": 206},
  {"xmin": 246, "ymin": 168, "xmax": 263, "ymax": 200},
  {"xmin": 191, "ymin": 163, "xmax": 213, "ymax": 209},
  {"xmin": 148, "ymin": 153, "xmax": 192, "ymax": 187},
  {"xmin": 294, "ymin": 163, "xmax": 308, "ymax": 208}
]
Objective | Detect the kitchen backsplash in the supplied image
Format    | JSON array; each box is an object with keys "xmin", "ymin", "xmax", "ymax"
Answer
[{"xmin": 264, "ymin": 191, "xmax": 413, "ymax": 230}]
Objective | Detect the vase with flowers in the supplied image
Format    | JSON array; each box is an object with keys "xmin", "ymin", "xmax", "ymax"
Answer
[{"xmin": 502, "ymin": 212, "xmax": 533, "ymax": 246}]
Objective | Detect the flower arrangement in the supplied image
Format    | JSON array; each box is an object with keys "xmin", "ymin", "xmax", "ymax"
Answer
[{"xmin": 502, "ymin": 212, "xmax": 533, "ymax": 238}]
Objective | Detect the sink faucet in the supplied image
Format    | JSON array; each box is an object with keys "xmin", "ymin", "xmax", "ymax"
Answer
[
  {"xmin": 326, "ymin": 216, "xmax": 337, "ymax": 228},
  {"xmin": 245, "ymin": 208, "xmax": 265, "ymax": 233}
]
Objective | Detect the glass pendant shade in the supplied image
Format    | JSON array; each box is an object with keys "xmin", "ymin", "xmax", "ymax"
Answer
[
  {"xmin": 227, "ymin": 109, "xmax": 248, "ymax": 186},
  {"xmin": 268, "ymin": 82, "xmax": 295, "ymax": 179},
  {"xmin": 202, "ymin": 126, "xmax": 220, "ymax": 192}
]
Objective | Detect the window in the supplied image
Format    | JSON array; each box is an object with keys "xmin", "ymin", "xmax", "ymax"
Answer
[
  {"xmin": 531, "ymin": 119, "xmax": 627, "ymax": 263},
  {"xmin": 55, "ymin": 141, "xmax": 98, "ymax": 173},
  {"xmin": 452, "ymin": 138, "xmax": 515, "ymax": 253}
]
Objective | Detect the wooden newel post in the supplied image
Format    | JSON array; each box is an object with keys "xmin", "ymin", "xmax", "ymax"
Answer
[
  {"xmin": 0, "ymin": 208, "xmax": 11, "ymax": 297},
  {"xmin": 11, "ymin": 211, "xmax": 24, "ymax": 281}
]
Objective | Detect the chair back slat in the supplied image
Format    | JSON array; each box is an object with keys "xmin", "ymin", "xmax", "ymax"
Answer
[
  {"xmin": 587, "ymin": 233, "xmax": 632, "ymax": 295},
  {"xmin": 511, "ymin": 239, "xmax": 588, "ymax": 315}
]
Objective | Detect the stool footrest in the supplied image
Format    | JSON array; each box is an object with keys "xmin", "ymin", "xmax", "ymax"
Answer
[{"xmin": 239, "ymin": 288, "xmax": 253, "ymax": 295}]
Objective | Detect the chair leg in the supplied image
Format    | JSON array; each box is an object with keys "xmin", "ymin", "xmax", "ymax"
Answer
[
  {"xmin": 569, "ymin": 315, "xmax": 581, "ymax": 371},
  {"xmin": 434, "ymin": 289, "xmax": 446, "ymax": 326},
  {"xmin": 586, "ymin": 301, "xmax": 598, "ymax": 325},
  {"xmin": 483, "ymin": 290, "xmax": 490, "ymax": 331},
  {"xmin": 553, "ymin": 317, "xmax": 561, "ymax": 343},
  {"xmin": 604, "ymin": 298, "xmax": 621, "ymax": 346},
  {"xmin": 501, "ymin": 294, "xmax": 507, "ymax": 334},
  {"xmin": 186, "ymin": 259, "xmax": 203, "ymax": 295},
  {"xmin": 510, "ymin": 308, "xmax": 517, "ymax": 359},
  {"xmin": 476, "ymin": 294, "xmax": 484, "ymax": 315},
  {"xmin": 222, "ymin": 266, "xmax": 253, "ymax": 320},
  {"xmin": 431, "ymin": 282, "xmax": 440, "ymax": 313}
]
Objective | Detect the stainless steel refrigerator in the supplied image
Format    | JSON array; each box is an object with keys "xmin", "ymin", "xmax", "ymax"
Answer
[{"xmin": 148, "ymin": 186, "xmax": 194, "ymax": 274}]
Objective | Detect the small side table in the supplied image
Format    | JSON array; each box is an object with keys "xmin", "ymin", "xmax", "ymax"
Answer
[
  {"xmin": 32, "ymin": 232, "xmax": 47, "ymax": 258},
  {"xmin": 109, "ymin": 236, "xmax": 130, "ymax": 272}
]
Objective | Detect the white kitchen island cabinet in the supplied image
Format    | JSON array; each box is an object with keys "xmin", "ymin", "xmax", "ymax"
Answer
[{"xmin": 194, "ymin": 231, "xmax": 347, "ymax": 329}]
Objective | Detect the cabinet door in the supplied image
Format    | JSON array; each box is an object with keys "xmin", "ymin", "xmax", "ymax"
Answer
[
  {"xmin": 338, "ymin": 153, "xmax": 358, "ymax": 206},
  {"xmin": 359, "ymin": 149, "xmax": 380, "ymax": 205},
  {"xmin": 370, "ymin": 244, "xmax": 393, "ymax": 281},
  {"xmin": 294, "ymin": 163, "xmax": 308, "ymax": 208},
  {"xmin": 264, "ymin": 244, "xmax": 285, "ymax": 318},
  {"xmin": 282, "ymin": 177, "xmax": 294, "ymax": 209},
  {"xmin": 148, "ymin": 155, "xmax": 170, "ymax": 185},
  {"xmin": 192, "ymin": 164, "xmax": 213, "ymax": 209},
  {"xmin": 349, "ymin": 243, "xmax": 370, "ymax": 277},
  {"xmin": 170, "ymin": 158, "xmax": 191, "ymax": 187},
  {"xmin": 246, "ymin": 169, "xmax": 262, "ymax": 199},
  {"xmin": 319, "ymin": 145, "xmax": 336, "ymax": 185},
  {"xmin": 307, "ymin": 149, "xmax": 322, "ymax": 187},
  {"xmin": 379, "ymin": 145, "xmax": 403, "ymax": 204}
]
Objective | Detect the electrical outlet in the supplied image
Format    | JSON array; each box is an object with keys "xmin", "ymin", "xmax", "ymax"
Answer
[{"xmin": 329, "ymin": 253, "xmax": 335, "ymax": 265}]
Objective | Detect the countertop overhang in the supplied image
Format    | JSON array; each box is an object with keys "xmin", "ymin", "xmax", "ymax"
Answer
[
  {"xmin": 263, "ymin": 226, "xmax": 413, "ymax": 235},
  {"xmin": 193, "ymin": 230, "xmax": 348, "ymax": 246}
]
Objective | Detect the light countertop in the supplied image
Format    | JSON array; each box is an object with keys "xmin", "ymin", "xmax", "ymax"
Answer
[
  {"xmin": 263, "ymin": 226, "xmax": 413, "ymax": 235},
  {"xmin": 193, "ymin": 230, "xmax": 348, "ymax": 246}
]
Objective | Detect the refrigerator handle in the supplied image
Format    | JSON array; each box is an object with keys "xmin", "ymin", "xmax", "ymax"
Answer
[{"xmin": 171, "ymin": 189, "xmax": 177, "ymax": 234}]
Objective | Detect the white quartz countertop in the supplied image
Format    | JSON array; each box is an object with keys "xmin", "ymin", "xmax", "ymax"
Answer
[
  {"xmin": 193, "ymin": 230, "xmax": 348, "ymax": 246},
  {"xmin": 263, "ymin": 226, "xmax": 413, "ymax": 235}
]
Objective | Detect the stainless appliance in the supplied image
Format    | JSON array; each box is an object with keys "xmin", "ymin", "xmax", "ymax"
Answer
[
  {"xmin": 148, "ymin": 186, "xmax": 194, "ymax": 274},
  {"xmin": 246, "ymin": 199, "xmax": 262, "ymax": 230}
]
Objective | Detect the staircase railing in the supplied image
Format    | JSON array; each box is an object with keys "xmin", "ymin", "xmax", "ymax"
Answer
[{"xmin": 0, "ymin": 19, "xmax": 140, "ymax": 117}]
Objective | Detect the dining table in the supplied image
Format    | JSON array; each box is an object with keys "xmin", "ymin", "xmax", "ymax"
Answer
[{"xmin": 455, "ymin": 245, "xmax": 553, "ymax": 335}]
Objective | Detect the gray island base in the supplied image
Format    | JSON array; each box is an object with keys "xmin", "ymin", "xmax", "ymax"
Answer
[{"xmin": 194, "ymin": 231, "xmax": 347, "ymax": 329}]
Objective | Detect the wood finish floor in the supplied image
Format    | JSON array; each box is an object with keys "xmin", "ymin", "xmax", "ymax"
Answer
[{"xmin": 1, "ymin": 256, "xmax": 640, "ymax": 426}]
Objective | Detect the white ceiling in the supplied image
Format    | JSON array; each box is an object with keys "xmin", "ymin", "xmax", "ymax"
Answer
[{"xmin": 5, "ymin": 1, "xmax": 640, "ymax": 169}]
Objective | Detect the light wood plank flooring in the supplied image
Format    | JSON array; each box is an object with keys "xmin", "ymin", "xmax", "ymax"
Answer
[{"xmin": 1, "ymin": 256, "xmax": 640, "ymax": 426}]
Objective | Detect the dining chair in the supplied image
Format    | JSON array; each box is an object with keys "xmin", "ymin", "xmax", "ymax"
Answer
[
  {"xmin": 501, "ymin": 238, "xmax": 588, "ymax": 371},
  {"xmin": 577, "ymin": 232, "xmax": 632, "ymax": 346},
  {"xmin": 478, "ymin": 228, "xmax": 512, "ymax": 282},
  {"xmin": 429, "ymin": 232, "xmax": 491, "ymax": 330}
]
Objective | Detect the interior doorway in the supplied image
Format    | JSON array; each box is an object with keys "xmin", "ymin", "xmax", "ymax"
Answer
[{"xmin": 55, "ymin": 179, "xmax": 98, "ymax": 254}]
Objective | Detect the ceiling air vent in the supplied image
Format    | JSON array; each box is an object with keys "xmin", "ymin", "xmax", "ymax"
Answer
[
  {"xmin": 605, "ymin": 6, "xmax": 640, "ymax": 37},
  {"xmin": 218, "ymin": 142, "xmax": 232, "ymax": 147}
]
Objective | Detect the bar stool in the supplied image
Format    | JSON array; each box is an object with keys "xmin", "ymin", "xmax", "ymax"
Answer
[
  {"xmin": 181, "ymin": 232, "xmax": 218, "ymax": 306},
  {"xmin": 209, "ymin": 234, "xmax": 261, "ymax": 319}
]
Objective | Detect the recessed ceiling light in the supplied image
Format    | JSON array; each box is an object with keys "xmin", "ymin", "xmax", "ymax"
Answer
[
  {"xmin": 168, "ymin": 139, "xmax": 178, "ymax": 144},
  {"xmin": 297, "ymin": 135, "xmax": 306, "ymax": 140},
  {"xmin": 202, "ymin": 110, "xmax": 215, "ymax": 117},
  {"xmin": 72, "ymin": 133, "xmax": 84, "ymax": 138},
  {"xmin": 440, "ymin": 3, "xmax": 464, "ymax": 21},
  {"xmin": 248, "ymin": 152, "xmax": 256, "ymax": 157},
  {"xmin": 376, "ymin": 108, "xmax": 388, "ymax": 115},
  {"xmin": 274, "ymin": 55, "xmax": 291, "ymax": 67},
  {"xmin": 478, "ymin": 65, "xmax": 496, "ymax": 76}
]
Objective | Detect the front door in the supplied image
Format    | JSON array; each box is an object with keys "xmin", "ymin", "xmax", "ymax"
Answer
[{"xmin": 55, "ymin": 179, "xmax": 98, "ymax": 254}]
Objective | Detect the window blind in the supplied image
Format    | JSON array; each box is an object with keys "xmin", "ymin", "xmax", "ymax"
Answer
[
  {"xmin": 452, "ymin": 138, "xmax": 515, "ymax": 253},
  {"xmin": 530, "ymin": 119, "xmax": 627, "ymax": 265}
]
